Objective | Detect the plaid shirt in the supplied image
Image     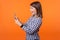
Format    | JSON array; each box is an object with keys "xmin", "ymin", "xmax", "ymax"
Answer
[{"xmin": 22, "ymin": 16, "xmax": 42, "ymax": 40}]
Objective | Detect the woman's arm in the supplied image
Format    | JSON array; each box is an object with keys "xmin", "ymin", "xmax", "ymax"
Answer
[
  {"xmin": 14, "ymin": 15, "xmax": 42, "ymax": 34},
  {"xmin": 21, "ymin": 18, "xmax": 42, "ymax": 34}
]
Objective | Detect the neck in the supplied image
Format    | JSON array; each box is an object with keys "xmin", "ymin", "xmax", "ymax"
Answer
[{"xmin": 33, "ymin": 14, "xmax": 39, "ymax": 18}]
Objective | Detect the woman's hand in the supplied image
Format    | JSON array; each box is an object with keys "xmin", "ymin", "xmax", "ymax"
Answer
[{"xmin": 14, "ymin": 14, "xmax": 22, "ymax": 26}]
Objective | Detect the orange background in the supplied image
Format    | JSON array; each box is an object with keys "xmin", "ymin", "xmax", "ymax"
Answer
[{"xmin": 0, "ymin": 0, "xmax": 60, "ymax": 40}]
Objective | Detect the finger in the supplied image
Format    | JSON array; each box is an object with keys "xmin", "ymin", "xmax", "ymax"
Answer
[
  {"xmin": 14, "ymin": 13, "xmax": 16, "ymax": 19},
  {"xmin": 14, "ymin": 14, "xmax": 18, "ymax": 20}
]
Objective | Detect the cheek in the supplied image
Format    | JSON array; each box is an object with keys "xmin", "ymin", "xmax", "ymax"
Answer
[
  {"xmin": 30, "ymin": 7, "xmax": 36, "ymax": 14},
  {"xmin": 30, "ymin": 9, "xmax": 34, "ymax": 13}
]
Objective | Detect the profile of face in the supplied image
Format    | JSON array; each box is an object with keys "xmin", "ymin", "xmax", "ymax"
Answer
[{"xmin": 30, "ymin": 6, "xmax": 37, "ymax": 16}]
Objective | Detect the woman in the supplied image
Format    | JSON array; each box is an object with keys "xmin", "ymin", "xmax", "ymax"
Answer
[{"xmin": 14, "ymin": 1, "xmax": 43, "ymax": 40}]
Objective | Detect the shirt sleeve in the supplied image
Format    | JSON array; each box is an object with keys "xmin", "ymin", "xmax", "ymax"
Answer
[{"xmin": 22, "ymin": 18, "xmax": 42, "ymax": 34}]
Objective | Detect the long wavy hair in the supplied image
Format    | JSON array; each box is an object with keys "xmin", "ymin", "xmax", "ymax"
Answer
[{"xmin": 30, "ymin": 1, "xmax": 43, "ymax": 18}]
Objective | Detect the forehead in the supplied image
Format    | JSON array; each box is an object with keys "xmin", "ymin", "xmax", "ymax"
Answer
[{"xmin": 30, "ymin": 6, "xmax": 35, "ymax": 9}]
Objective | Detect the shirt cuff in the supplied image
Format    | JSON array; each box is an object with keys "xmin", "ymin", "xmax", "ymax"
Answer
[{"xmin": 20, "ymin": 24, "xmax": 23, "ymax": 28}]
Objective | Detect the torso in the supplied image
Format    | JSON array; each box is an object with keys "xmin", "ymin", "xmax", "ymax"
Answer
[{"xmin": 26, "ymin": 16, "xmax": 41, "ymax": 40}]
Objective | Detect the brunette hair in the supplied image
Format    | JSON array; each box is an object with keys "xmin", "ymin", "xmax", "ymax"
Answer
[{"xmin": 30, "ymin": 1, "xmax": 43, "ymax": 18}]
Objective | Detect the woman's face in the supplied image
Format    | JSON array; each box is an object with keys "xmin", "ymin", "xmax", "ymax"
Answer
[{"xmin": 30, "ymin": 6, "xmax": 37, "ymax": 15}]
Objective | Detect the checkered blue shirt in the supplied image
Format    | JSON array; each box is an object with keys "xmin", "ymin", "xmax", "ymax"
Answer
[{"xmin": 22, "ymin": 16, "xmax": 42, "ymax": 40}]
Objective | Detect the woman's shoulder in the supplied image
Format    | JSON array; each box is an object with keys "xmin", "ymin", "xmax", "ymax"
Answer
[
  {"xmin": 35, "ymin": 17, "xmax": 42, "ymax": 23},
  {"xmin": 35, "ymin": 17, "xmax": 42, "ymax": 20},
  {"xmin": 29, "ymin": 16, "xmax": 42, "ymax": 22}
]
